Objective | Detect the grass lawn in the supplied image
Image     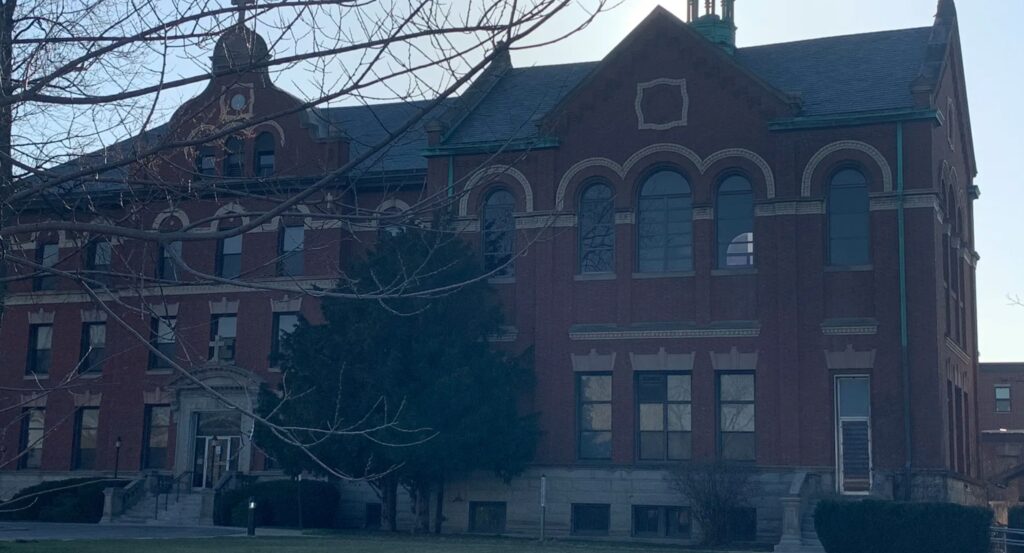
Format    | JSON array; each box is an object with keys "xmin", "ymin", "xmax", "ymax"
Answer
[{"xmin": 0, "ymin": 532, "xmax": 767, "ymax": 553}]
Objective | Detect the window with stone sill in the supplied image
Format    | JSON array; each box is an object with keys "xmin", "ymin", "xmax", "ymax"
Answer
[
  {"xmin": 996, "ymin": 386, "xmax": 1012, "ymax": 413},
  {"xmin": 633, "ymin": 505, "xmax": 691, "ymax": 539},
  {"xmin": 223, "ymin": 136, "xmax": 244, "ymax": 177},
  {"xmin": 827, "ymin": 168, "xmax": 870, "ymax": 267},
  {"xmin": 637, "ymin": 372, "xmax": 692, "ymax": 461},
  {"xmin": 142, "ymin": 405, "xmax": 170, "ymax": 470},
  {"xmin": 72, "ymin": 407, "xmax": 99, "ymax": 470},
  {"xmin": 482, "ymin": 189, "xmax": 515, "ymax": 278},
  {"xmin": 27, "ymin": 323, "xmax": 53, "ymax": 376},
  {"xmin": 209, "ymin": 314, "xmax": 237, "ymax": 361},
  {"xmin": 577, "ymin": 373, "xmax": 612, "ymax": 461},
  {"xmin": 19, "ymin": 408, "xmax": 45, "ymax": 469},
  {"xmin": 637, "ymin": 170, "xmax": 692, "ymax": 273},
  {"xmin": 216, "ymin": 231, "xmax": 243, "ymax": 279},
  {"xmin": 34, "ymin": 242, "xmax": 59, "ymax": 291},
  {"xmin": 718, "ymin": 372, "xmax": 755, "ymax": 462},
  {"xmin": 255, "ymin": 132, "xmax": 275, "ymax": 177},
  {"xmin": 716, "ymin": 174, "xmax": 754, "ymax": 268},
  {"xmin": 78, "ymin": 322, "xmax": 106, "ymax": 375},
  {"xmin": 578, "ymin": 182, "xmax": 615, "ymax": 274},
  {"xmin": 149, "ymin": 316, "xmax": 177, "ymax": 369},
  {"xmin": 571, "ymin": 503, "xmax": 610, "ymax": 536}
]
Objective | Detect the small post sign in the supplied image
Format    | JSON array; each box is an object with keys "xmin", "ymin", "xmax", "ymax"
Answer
[{"xmin": 539, "ymin": 475, "xmax": 547, "ymax": 543}]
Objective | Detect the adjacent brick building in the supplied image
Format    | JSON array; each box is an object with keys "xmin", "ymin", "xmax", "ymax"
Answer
[
  {"xmin": 0, "ymin": 0, "xmax": 981, "ymax": 547},
  {"xmin": 978, "ymin": 363, "xmax": 1024, "ymax": 510}
]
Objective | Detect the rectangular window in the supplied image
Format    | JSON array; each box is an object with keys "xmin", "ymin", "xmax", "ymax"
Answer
[
  {"xmin": 19, "ymin": 408, "xmax": 45, "ymax": 469},
  {"xmin": 158, "ymin": 241, "xmax": 181, "ymax": 281},
  {"xmin": 637, "ymin": 373, "xmax": 692, "ymax": 461},
  {"xmin": 72, "ymin": 407, "xmax": 99, "ymax": 470},
  {"xmin": 572, "ymin": 503, "xmax": 610, "ymax": 536},
  {"xmin": 142, "ymin": 405, "xmax": 170, "ymax": 470},
  {"xmin": 632, "ymin": 505, "xmax": 691, "ymax": 539},
  {"xmin": 198, "ymin": 152, "xmax": 216, "ymax": 176},
  {"xmin": 278, "ymin": 225, "xmax": 304, "ymax": 277},
  {"xmin": 718, "ymin": 373, "xmax": 755, "ymax": 461},
  {"xmin": 271, "ymin": 312, "xmax": 300, "ymax": 363},
  {"xmin": 209, "ymin": 314, "xmax": 237, "ymax": 361},
  {"xmin": 34, "ymin": 243, "xmax": 59, "ymax": 291},
  {"xmin": 364, "ymin": 503, "xmax": 382, "ymax": 529},
  {"xmin": 996, "ymin": 386, "xmax": 1012, "ymax": 413},
  {"xmin": 217, "ymin": 233, "xmax": 242, "ymax": 279},
  {"xmin": 87, "ymin": 240, "xmax": 112, "ymax": 284},
  {"xmin": 149, "ymin": 316, "xmax": 177, "ymax": 370},
  {"xmin": 79, "ymin": 322, "xmax": 106, "ymax": 374},
  {"xmin": 468, "ymin": 502, "xmax": 507, "ymax": 534},
  {"xmin": 577, "ymin": 374, "xmax": 612, "ymax": 460},
  {"xmin": 27, "ymin": 324, "xmax": 53, "ymax": 376},
  {"xmin": 836, "ymin": 376, "xmax": 871, "ymax": 494}
]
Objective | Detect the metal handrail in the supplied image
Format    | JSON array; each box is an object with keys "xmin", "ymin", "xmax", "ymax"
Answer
[
  {"xmin": 154, "ymin": 471, "xmax": 194, "ymax": 518},
  {"xmin": 990, "ymin": 526, "xmax": 1024, "ymax": 553},
  {"xmin": 119, "ymin": 478, "xmax": 147, "ymax": 516}
]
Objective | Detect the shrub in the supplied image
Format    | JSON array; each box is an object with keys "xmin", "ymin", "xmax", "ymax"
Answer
[
  {"xmin": 214, "ymin": 479, "xmax": 339, "ymax": 528},
  {"xmin": 0, "ymin": 477, "xmax": 128, "ymax": 523},
  {"xmin": 814, "ymin": 499, "xmax": 992, "ymax": 553},
  {"xmin": 667, "ymin": 462, "xmax": 754, "ymax": 546}
]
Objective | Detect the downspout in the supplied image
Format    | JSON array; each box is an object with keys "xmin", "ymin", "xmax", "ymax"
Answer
[
  {"xmin": 897, "ymin": 122, "xmax": 913, "ymax": 500},
  {"xmin": 447, "ymin": 154, "xmax": 454, "ymax": 199}
]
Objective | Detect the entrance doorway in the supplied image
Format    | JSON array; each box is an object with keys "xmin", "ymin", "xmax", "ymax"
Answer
[{"xmin": 191, "ymin": 412, "xmax": 242, "ymax": 489}]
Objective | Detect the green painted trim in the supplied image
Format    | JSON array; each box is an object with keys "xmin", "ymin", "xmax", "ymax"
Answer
[
  {"xmin": 896, "ymin": 121, "xmax": 913, "ymax": 497},
  {"xmin": 423, "ymin": 137, "xmax": 560, "ymax": 157},
  {"xmin": 768, "ymin": 109, "xmax": 939, "ymax": 131}
]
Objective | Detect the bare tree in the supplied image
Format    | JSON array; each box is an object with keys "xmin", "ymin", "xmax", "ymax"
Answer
[
  {"xmin": 0, "ymin": 0, "xmax": 613, "ymax": 481},
  {"xmin": 668, "ymin": 461, "xmax": 754, "ymax": 546}
]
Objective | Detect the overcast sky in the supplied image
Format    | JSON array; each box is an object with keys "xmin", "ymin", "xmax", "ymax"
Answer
[{"xmin": 509, "ymin": 0, "xmax": 1022, "ymax": 363}]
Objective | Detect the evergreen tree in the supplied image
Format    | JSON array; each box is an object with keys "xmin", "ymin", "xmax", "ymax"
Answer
[{"xmin": 256, "ymin": 225, "xmax": 538, "ymax": 531}]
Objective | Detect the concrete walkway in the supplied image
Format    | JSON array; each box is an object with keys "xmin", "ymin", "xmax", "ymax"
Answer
[{"xmin": 0, "ymin": 521, "xmax": 306, "ymax": 541}]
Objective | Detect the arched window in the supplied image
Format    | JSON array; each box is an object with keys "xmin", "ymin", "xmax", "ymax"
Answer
[
  {"xmin": 223, "ymin": 137, "xmax": 244, "ymax": 177},
  {"xmin": 482, "ymin": 189, "xmax": 515, "ymax": 277},
  {"xmin": 827, "ymin": 168, "xmax": 870, "ymax": 266},
  {"xmin": 255, "ymin": 132, "xmax": 275, "ymax": 176},
  {"xmin": 578, "ymin": 182, "xmax": 615, "ymax": 274},
  {"xmin": 637, "ymin": 170, "xmax": 692, "ymax": 273},
  {"xmin": 716, "ymin": 175, "xmax": 754, "ymax": 268}
]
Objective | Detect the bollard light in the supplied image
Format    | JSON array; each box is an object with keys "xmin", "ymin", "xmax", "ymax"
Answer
[{"xmin": 247, "ymin": 497, "xmax": 256, "ymax": 536}]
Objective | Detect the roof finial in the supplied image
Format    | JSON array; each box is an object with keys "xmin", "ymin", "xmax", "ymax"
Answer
[
  {"xmin": 232, "ymin": 0, "xmax": 254, "ymax": 25},
  {"xmin": 936, "ymin": 0, "xmax": 957, "ymax": 21},
  {"xmin": 687, "ymin": 0, "xmax": 699, "ymax": 22}
]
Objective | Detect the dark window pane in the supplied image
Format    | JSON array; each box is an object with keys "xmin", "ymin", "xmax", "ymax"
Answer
[
  {"xmin": 838, "ymin": 377, "xmax": 870, "ymax": 418},
  {"xmin": 581, "ymin": 404, "xmax": 612, "ymax": 431},
  {"xmin": 717, "ymin": 175, "xmax": 754, "ymax": 268},
  {"xmin": 74, "ymin": 408, "xmax": 99, "ymax": 470},
  {"xmin": 840, "ymin": 420, "xmax": 871, "ymax": 492},
  {"xmin": 828, "ymin": 169, "xmax": 870, "ymax": 266},
  {"xmin": 580, "ymin": 375, "xmax": 612, "ymax": 402},
  {"xmin": 469, "ymin": 502, "xmax": 507, "ymax": 534},
  {"xmin": 668, "ymin": 432, "xmax": 691, "ymax": 460},
  {"xmin": 255, "ymin": 133, "xmax": 275, "ymax": 176},
  {"xmin": 224, "ymin": 137, "xmax": 243, "ymax": 177},
  {"xmin": 572, "ymin": 504, "xmax": 610, "ymax": 536},
  {"xmin": 720, "ymin": 374, "xmax": 755, "ymax": 402},
  {"xmin": 279, "ymin": 226, "xmax": 304, "ymax": 277},
  {"xmin": 637, "ymin": 171, "xmax": 692, "ymax": 272},
  {"xmin": 639, "ymin": 431, "xmax": 666, "ymax": 460},
  {"xmin": 579, "ymin": 183, "xmax": 615, "ymax": 274},
  {"xmin": 637, "ymin": 374, "xmax": 666, "ymax": 402},
  {"xmin": 727, "ymin": 507, "xmax": 757, "ymax": 542},
  {"xmin": 633, "ymin": 506, "xmax": 661, "ymax": 537},
  {"xmin": 20, "ymin": 408, "xmax": 45, "ymax": 469},
  {"xmin": 579, "ymin": 431, "xmax": 612, "ymax": 460},
  {"xmin": 483, "ymin": 190, "xmax": 516, "ymax": 277},
  {"xmin": 666, "ymin": 507, "xmax": 692, "ymax": 538},
  {"xmin": 364, "ymin": 504, "xmax": 382, "ymax": 529},
  {"xmin": 721, "ymin": 433, "xmax": 756, "ymax": 461}
]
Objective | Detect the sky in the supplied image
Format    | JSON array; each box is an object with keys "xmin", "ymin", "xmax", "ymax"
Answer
[{"xmin": 507, "ymin": 0, "xmax": 1022, "ymax": 363}]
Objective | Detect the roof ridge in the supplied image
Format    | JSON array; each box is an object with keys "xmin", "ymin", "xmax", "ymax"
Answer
[{"xmin": 738, "ymin": 26, "xmax": 932, "ymax": 51}]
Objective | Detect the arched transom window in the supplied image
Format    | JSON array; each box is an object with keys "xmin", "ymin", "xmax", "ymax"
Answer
[
  {"xmin": 578, "ymin": 182, "xmax": 615, "ymax": 274},
  {"xmin": 827, "ymin": 168, "xmax": 870, "ymax": 266},
  {"xmin": 482, "ymin": 189, "xmax": 515, "ymax": 277},
  {"xmin": 716, "ymin": 175, "xmax": 754, "ymax": 268},
  {"xmin": 637, "ymin": 170, "xmax": 692, "ymax": 273}
]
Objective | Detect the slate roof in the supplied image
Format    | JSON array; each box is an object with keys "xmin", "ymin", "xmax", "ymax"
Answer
[
  {"xmin": 34, "ymin": 25, "xmax": 937, "ymax": 187},
  {"xmin": 441, "ymin": 26, "xmax": 935, "ymax": 146}
]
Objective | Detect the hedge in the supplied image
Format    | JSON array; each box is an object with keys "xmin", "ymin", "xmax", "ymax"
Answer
[
  {"xmin": 0, "ymin": 477, "xmax": 128, "ymax": 523},
  {"xmin": 214, "ymin": 479, "xmax": 339, "ymax": 528},
  {"xmin": 814, "ymin": 499, "xmax": 991, "ymax": 553}
]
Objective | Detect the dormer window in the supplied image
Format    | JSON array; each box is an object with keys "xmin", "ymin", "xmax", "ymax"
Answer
[
  {"xmin": 255, "ymin": 132, "xmax": 275, "ymax": 177},
  {"xmin": 197, "ymin": 146, "xmax": 216, "ymax": 178},
  {"xmin": 224, "ymin": 137, "xmax": 244, "ymax": 177}
]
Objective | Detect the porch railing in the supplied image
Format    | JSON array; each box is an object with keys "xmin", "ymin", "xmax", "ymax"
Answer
[
  {"xmin": 154, "ymin": 471, "xmax": 193, "ymax": 518},
  {"xmin": 991, "ymin": 526, "xmax": 1024, "ymax": 553}
]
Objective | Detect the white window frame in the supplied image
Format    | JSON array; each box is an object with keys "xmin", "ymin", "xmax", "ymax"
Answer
[{"xmin": 835, "ymin": 375, "xmax": 872, "ymax": 495}]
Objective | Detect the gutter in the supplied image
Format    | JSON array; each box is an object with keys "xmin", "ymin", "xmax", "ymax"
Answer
[
  {"xmin": 897, "ymin": 121, "xmax": 913, "ymax": 499},
  {"xmin": 768, "ymin": 108, "xmax": 939, "ymax": 132},
  {"xmin": 423, "ymin": 137, "xmax": 560, "ymax": 158}
]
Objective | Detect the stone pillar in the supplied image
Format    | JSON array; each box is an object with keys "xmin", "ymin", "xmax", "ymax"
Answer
[
  {"xmin": 101, "ymin": 487, "xmax": 124, "ymax": 523},
  {"xmin": 773, "ymin": 497, "xmax": 803, "ymax": 553}
]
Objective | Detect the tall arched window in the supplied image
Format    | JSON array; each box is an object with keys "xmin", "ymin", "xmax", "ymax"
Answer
[
  {"xmin": 482, "ymin": 189, "xmax": 515, "ymax": 277},
  {"xmin": 637, "ymin": 170, "xmax": 692, "ymax": 273},
  {"xmin": 827, "ymin": 168, "xmax": 870, "ymax": 266},
  {"xmin": 254, "ymin": 132, "xmax": 275, "ymax": 176},
  {"xmin": 224, "ymin": 137, "xmax": 244, "ymax": 177},
  {"xmin": 716, "ymin": 175, "xmax": 754, "ymax": 268},
  {"xmin": 578, "ymin": 182, "xmax": 615, "ymax": 274}
]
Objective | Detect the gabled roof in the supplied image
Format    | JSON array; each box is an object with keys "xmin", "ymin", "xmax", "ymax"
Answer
[{"xmin": 439, "ymin": 26, "xmax": 936, "ymax": 147}]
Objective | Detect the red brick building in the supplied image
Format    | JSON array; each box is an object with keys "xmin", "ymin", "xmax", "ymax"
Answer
[
  {"xmin": 978, "ymin": 363, "xmax": 1024, "ymax": 513},
  {"xmin": 0, "ymin": 0, "xmax": 980, "ymax": 546}
]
